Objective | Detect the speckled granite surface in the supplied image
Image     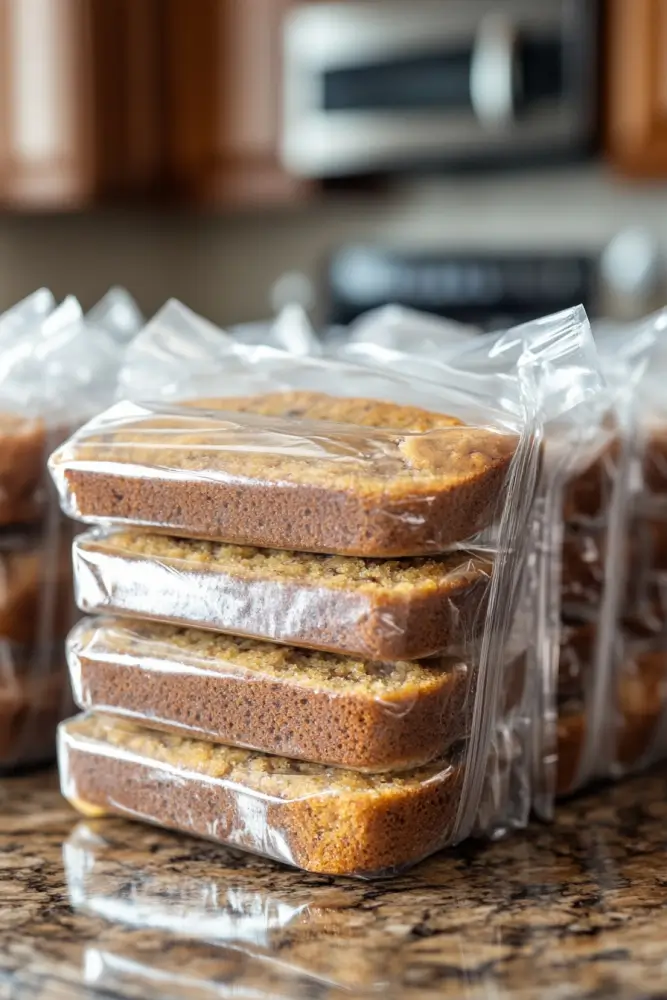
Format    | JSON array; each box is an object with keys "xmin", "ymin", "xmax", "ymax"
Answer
[{"xmin": 3, "ymin": 769, "xmax": 667, "ymax": 999}]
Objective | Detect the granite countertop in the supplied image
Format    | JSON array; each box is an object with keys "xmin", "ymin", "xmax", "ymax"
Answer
[{"xmin": 3, "ymin": 769, "xmax": 667, "ymax": 1000}]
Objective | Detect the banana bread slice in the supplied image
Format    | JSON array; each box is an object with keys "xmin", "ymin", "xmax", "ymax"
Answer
[
  {"xmin": 0, "ymin": 413, "xmax": 47, "ymax": 524},
  {"xmin": 1, "ymin": 648, "xmax": 74, "ymax": 772},
  {"xmin": 615, "ymin": 646, "xmax": 667, "ymax": 770},
  {"xmin": 73, "ymin": 530, "xmax": 492, "ymax": 660},
  {"xmin": 67, "ymin": 617, "xmax": 474, "ymax": 771},
  {"xmin": 51, "ymin": 392, "xmax": 518, "ymax": 556},
  {"xmin": 556, "ymin": 642, "xmax": 667, "ymax": 794},
  {"xmin": 59, "ymin": 713, "xmax": 467, "ymax": 876},
  {"xmin": 0, "ymin": 526, "xmax": 76, "ymax": 644}
]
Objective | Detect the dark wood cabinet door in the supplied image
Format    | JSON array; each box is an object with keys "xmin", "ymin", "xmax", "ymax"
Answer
[
  {"xmin": 164, "ymin": 0, "xmax": 309, "ymax": 206},
  {"xmin": 0, "ymin": 0, "xmax": 93, "ymax": 207},
  {"xmin": 0, "ymin": 0, "xmax": 162, "ymax": 208},
  {"xmin": 606, "ymin": 0, "xmax": 667, "ymax": 177},
  {"xmin": 90, "ymin": 0, "xmax": 163, "ymax": 200}
]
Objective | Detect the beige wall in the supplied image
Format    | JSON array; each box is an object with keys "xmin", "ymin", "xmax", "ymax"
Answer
[{"xmin": 0, "ymin": 166, "xmax": 665, "ymax": 326}]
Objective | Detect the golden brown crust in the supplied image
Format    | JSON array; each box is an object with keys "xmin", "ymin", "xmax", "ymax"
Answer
[
  {"xmin": 60, "ymin": 714, "xmax": 466, "ymax": 876},
  {"xmin": 185, "ymin": 391, "xmax": 465, "ymax": 432}
]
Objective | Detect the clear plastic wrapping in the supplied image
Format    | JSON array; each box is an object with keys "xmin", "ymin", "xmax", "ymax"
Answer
[
  {"xmin": 49, "ymin": 394, "xmax": 519, "ymax": 558},
  {"xmin": 341, "ymin": 304, "xmax": 617, "ymax": 815},
  {"xmin": 0, "ymin": 287, "xmax": 55, "ymax": 350},
  {"xmin": 50, "ymin": 299, "xmax": 560, "ymax": 865},
  {"xmin": 0, "ymin": 516, "xmax": 77, "ymax": 772},
  {"xmin": 610, "ymin": 311, "xmax": 667, "ymax": 775},
  {"xmin": 0, "ymin": 296, "xmax": 81, "ymax": 526},
  {"xmin": 65, "ymin": 617, "xmax": 528, "ymax": 773},
  {"xmin": 561, "ymin": 525, "xmax": 607, "ymax": 611},
  {"xmin": 0, "ymin": 290, "xmax": 140, "ymax": 771},
  {"xmin": 613, "ymin": 634, "xmax": 667, "ymax": 772},
  {"xmin": 85, "ymin": 287, "xmax": 144, "ymax": 344},
  {"xmin": 61, "ymin": 818, "xmax": 429, "ymax": 994},
  {"xmin": 0, "ymin": 525, "xmax": 74, "ymax": 644},
  {"xmin": 231, "ymin": 304, "xmax": 322, "ymax": 357},
  {"xmin": 48, "ymin": 303, "xmax": 532, "ymax": 559},
  {"xmin": 59, "ymin": 712, "xmax": 469, "ymax": 877},
  {"xmin": 72, "ymin": 529, "xmax": 493, "ymax": 661}
]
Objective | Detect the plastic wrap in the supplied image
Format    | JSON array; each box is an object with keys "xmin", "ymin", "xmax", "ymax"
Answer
[
  {"xmin": 48, "ymin": 301, "xmax": 533, "ymax": 558},
  {"xmin": 0, "ymin": 294, "xmax": 139, "ymax": 771},
  {"xmin": 608, "ymin": 310, "xmax": 667, "ymax": 775},
  {"xmin": 0, "ymin": 287, "xmax": 55, "ymax": 350},
  {"xmin": 86, "ymin": 287, "xmax": 144, "ymax": 344},
  {"xmin": 64, "ymin": 818, "xmax": 315, "ymax": 944},
  {"xmin": 231, "ymin": 304, "xmax": 322, "ymax": 357},
  {"xmin": 0, "ymin": 295, "xmax": 80, "ymax": 526},
  {"xmin": 0, "ymin": 521, "xmax": 77, "ymax": 772},
  {"xmin": 561, "ymin": 526, "xmax": 607, "ymax": 611},
  {"xmin": 65, "ymin": 617, "xmax": 526, "ymax": 773},
  {"xmin": 49, "ymin": 395, "xmax": 519, "ymax": 558},
  {"xmin": 340, "ymin": 304, "xmax": 618, "ymax": 815},
  {"xmin": 59, "ymin": 712, "xmax": 469, "ymax": 876},
  {"xmin": 0, "ymin": 526, "xmax": 74, "ymax": 642},
  {"xmin": 72, "ymin": 529, "xmax": 493, "ymax": 661},
  {"xmin": 348, "ymin": 304, "xmax": 479, "ymax": 353},
  {"xmin": 48, "ymin": 299, "xmax": 564, "ymax": 862},
  {"xmin": 62, "ymin": 819, "xmax": 407, "ymax": 994},
  {"xmin": 546, "ymin": 317, "xmax": 659, "ymax": 793}
]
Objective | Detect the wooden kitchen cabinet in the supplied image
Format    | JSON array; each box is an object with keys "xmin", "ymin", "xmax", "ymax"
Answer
[
  {"xmin": 0, "ymin": 0, "xmax": 162, "ymax": 208},
  {"xmin": 606, "ymin": 0, "xmax": 667, "ymax": 177},
  {"xmin": 0, "ymin": 0, "xmax": 306, "ymax": 210},
  {"xmin": 163, "ymin": 0, "xmax": 310, "ymax": 206}
]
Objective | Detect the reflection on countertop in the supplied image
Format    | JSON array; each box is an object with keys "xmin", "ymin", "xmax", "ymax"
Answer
[{"xmin": 2, "ymin": 769, "xmax": 667, "ymax": 999}]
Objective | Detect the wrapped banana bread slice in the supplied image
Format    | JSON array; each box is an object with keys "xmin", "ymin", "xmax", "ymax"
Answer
[
  {"xmin": 73, "ymin": 529, "xmax": 493, "ymax": 661},
  {"xmin": 67, "ymin": 617, "xmax": 477, "ymax": 772},
  {"xmin": 59, "ymin": 713, "xmax": 468, "ymax": 877},
  {"xmin": 51, "ymin": 392, "xmax": 518, "ymax": 558}
]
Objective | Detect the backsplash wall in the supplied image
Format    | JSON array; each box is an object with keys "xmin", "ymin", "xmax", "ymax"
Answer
[{"xmin": 0, "ymin": 167, "xmax": 666, "ymax": 326}]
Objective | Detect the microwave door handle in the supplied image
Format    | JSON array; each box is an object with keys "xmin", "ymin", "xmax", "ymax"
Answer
[{"xmin": 470, "ymin": 14, "xmax": 518, "ymax": 130}]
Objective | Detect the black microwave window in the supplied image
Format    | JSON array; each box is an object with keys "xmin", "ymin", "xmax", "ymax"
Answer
[
  {"xmin": 322, "ymin": 36, "xmax": 563, "ymax": 115},
  {"xmin": 520, "ymin": 38, "xmax": 563, "ymax": 103},
  {"xmin": 323, "ymin": 49, "xmax": 472, "ymax": 113}
]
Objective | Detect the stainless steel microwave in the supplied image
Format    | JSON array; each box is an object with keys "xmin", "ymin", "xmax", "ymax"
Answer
[{"xmin": 281, "ymin": 0, "xmax": 597, "ymax": 177}]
